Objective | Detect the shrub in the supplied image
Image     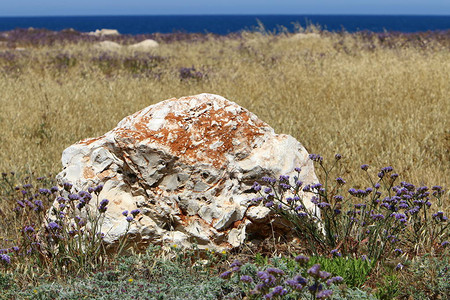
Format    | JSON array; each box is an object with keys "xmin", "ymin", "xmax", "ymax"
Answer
[{"xmin": 250, "ymin": 154, "xmax": 449, "ymax": 262}]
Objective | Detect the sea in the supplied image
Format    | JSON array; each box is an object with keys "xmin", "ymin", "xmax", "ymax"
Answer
[{"xmin": 0, "ymin": 15, "xmax": 449, "ymax": 35}]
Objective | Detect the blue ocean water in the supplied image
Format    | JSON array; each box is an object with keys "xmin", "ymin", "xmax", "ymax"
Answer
[{"xmin": 0, "ymin": 15, "xmax": 449, "ymax": 35}]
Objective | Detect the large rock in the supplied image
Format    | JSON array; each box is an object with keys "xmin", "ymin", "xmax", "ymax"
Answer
[
  {"xmin": 94, "ymin": 41, "xmax": 122, "ymax": 51},
  {"xmin": 128, "ymin": 39, "xmax": 159, "ymax": 51},
  {"xmin": 54, "ymin": 93, "xmax": 319, "ymax": 251}
]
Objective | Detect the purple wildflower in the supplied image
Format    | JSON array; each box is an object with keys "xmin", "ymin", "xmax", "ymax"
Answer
[
  {"xmin": 326, "ymin": 276, "xmax": 343, "ymax": 285},
  {"xmin": 316, "ymin": 289, "xmax": 333, "ymax": 299},
  {"xmin": 336, "ymin": 177, "xmax": 346, "ymax": 185},
  {"xmin": 126, "ymin": 215, "xmax": 133, "ymax": 222},
  {"xmin": 122, "ymin": 210, "xmax": 129, "ymax": 216},
  {"xmin": 335, "ymin": 154, "xmax": 342, "ymax": 160},
  {"xmin": 266, "ymin": 267, "xmax": 284, "ymax": 275},
  {"xmin": 47, "ymin": 221, "xmax": 61, "ymax": 231},
  {"xmin": 230, "ymin": 260, "xmax": 242, "ymax": 268},
  {"xmin": 294, "ymin": 167, "xmax": 302, "ymax": 173},
  {"xmin": 360, "ymin": 164, "xmax": 369, "ymax": 171},
  {"xmin": 131, "ymin": 209, "xmax": 140, "ymax": 217},
  {"xmin": 333, "ymin": 195, "xmax": 343, "ymax": 202},
  {"xmin": 295, "ymin": 255, "xmax": 310, "ymax": 265},
  {"xmin": 0, "ymin": 254, "xmax": 11, "ymax": 265},
  {"xmin": 240, "ymin": 275, "xmax": 253, "ymax": 283},
  {"xmin": 39, "ymin": 188, "xmax": 51, "ymax": 195},
  {"xmin": 68, "ymin": 193, "xmax": 80, "ymax": 201},
  {"xmin": 330, "ymin": 249, "xmax": 341, "ymax": 257},
  {"xmin": 219, "ymin": 270, "xmax": 232, "ymax": 279},
  {"xmin": 63, "ymin": 182, "xmax": 73, "ymax": 192},
  {"xmin": 307, "ymin": 264, "xmax": 321, "ymax": 277},
  {"xmin": 252, "ymin": 182, "xmax": 262, "ymax": 192}
]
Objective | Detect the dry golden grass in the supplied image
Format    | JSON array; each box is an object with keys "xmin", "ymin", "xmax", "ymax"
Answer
[{"xmin": 0, "ymin": 30, "xmax": 449, "ymax": 195}]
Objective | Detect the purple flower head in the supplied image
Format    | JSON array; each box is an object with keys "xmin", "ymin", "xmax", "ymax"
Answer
[
  {"xmin": 309, "ymin": 154, "xmax": 323, "ymax": 163},
  {"xmin": 39, "ymin": 188, "xmax": 51, "ymax": 195},
  {"xmin": 294, "ymin": 167, "xmax": 302, "ymax": 173},
  {"xmin": 395, "ymin": 263, "xmax": 404, "ymax": 271},
  {"xmin": 271, "ymin": 286, "xmax": 288, "ymax": 296},
  {"xmin": 432, "ymin": 211, "xmax": 448, "ymax": 222},
  {"xmin": 126, "ymin": 215, "xmax": 133, "ymax": 222},
  {"xmin": 307, "ymin": 264, "xmax": 321, "ymax": 277},
  {"xmin": 374, "ymin": 182, "xmax": 381, "ymax": 189},
  {"xmin": 316, "ymin": 289, "xmax": 333, "ymax": 299},
  {"xmin": 279, "ymin": 175, "xmax": 289, "ymax": 182},
  {"xmin": 381, "ymin": 166, "xmax": 393, "ymax": 173},
  {"xmin": 394, "ymin": 248, "xmax": 403, "ymax": 256},
  {"xmin": 219, "ymin": 270, "xmax": 232, "ymax": 279},
  {"xmin": 23, "ymin": 225, "xmax": 34, "ymax": 233},
  {"xmin": 280, "ymin": 183, "xmax": 291, "ymax": 190},
  {"xmin": 326, "ymin": 276, "xmax": 344, "ymax": 286},
  {"xmin": 122, "ymin": 210, "xmax": 129, "ymax": 216},
  {"xmin": 319, "ymin": 271, "xmax": 332, "ymax": 279},
  {"xmin": 390, "ymin": 173, "xmax": 399, "ymax": 180},
  {"xmin": 50, "ymin": 186, "xmax": 59, "ymax": 193},
  {"xmin": 252, "ymin": 182, "xmax": 261, "ymax": 192},
  {"xmin": 68, "ymin": 193, "xmax": 80, "ymax": 201},
  {"xmin": 336, "ymin": 177, "xmax": 346, "ymax": 185},
  {"xmin": 265, "ymin": 201, "xmax": 274, "ymax": 208},
  {"xmin": 264, "ymin": 187, "xmax": 272, "ymax": 194},
  {"xmin": 295, "ymin": 180, "xmax": 303, "ymax": 187},
  {"xmin": 23, "ymin": 184, "xmax": 33, "ymax": 189},
  {"xmin": 0, "ymin": 254, "xmax": 11, "ymax": 265},
  {"xmin": 131, "ymin": 209, "xmax": 140, "ymax": 217},
  {"xmin": 47, "ymin": 221, "xmax": 61, "ymax": 231},
  {"xmin": 100, "ymin": 199, "xmax": 109, "ymax": 207},
  {"xmin": 318, "ymin": 202, "xmax": 331, "ymax": 209},
  {"xmin": 87, "ymin": 187, "xmax": 95, "ymax": 193},
  {"xmin": 333, "ymin": 195, "xmax": 343, "ymax": 202},
  {"xmin": 230, "ymin": 259, "xmax": 242, "ymax": 268},
  {"xmin": 266, "ymin": 267, "xmax": 284, "ymax": 276},
  {"xmin": 303, "ymin": 184, "xmax": 311, "ymax": 192},
  {"xmin": 63, "ymin": 182, "xmax": 73, "ymax": 192},
  {"xmin": 335, "ymin": 153, "xmax": 342, "ymax": 160},
  {"xmin": 56, "ymin": 196, "xmax": 66, "ymax": 204},
  {"xmin": 311, "ymin": 183, "xmax": 323, "ymax": 190},
  {"xmin": 378, "ymin": 172, "xmax": 384, "ymax": 179},
  {"xmin": 95, "ymin": 184, "xmax": 104, "ymax": 193},
  {"xmin": 360, "ymin": 164, "xmax": 369, "ymax": 171},
  {"xmin": 17, "ymin": 200, "xmax": 25, "ymax": 208},
  {"xmin": 262, "ymin": 176, "xmax": 276, "ymax": 184},
  {"xmin": 371, "ymin": 213, "xmax": 385, "ymax": 221},
  {"xmin": 257, "ymin": 271, "xmax": 277, "ymax": 286},
  {"xmin": 240, "ymin": 275, "xmax": 253, "ymax": 283},
  {"xmin": 441, "ymin": 241, "xmax": 449, "ymax": 247},
  {"xmin": 330, "ymin": 249, "xmax": 341, "ymax": 257},
  {"xmin": 11, "ymin": 246, "xmax": 19, "ymax": 252}
]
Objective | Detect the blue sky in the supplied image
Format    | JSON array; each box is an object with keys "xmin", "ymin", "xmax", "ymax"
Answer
[{"xmin": 1, "ymin": 0, "xmax": 449, "ymax": 16}]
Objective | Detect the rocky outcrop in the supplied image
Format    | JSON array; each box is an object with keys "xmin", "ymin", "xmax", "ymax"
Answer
[
  {"xmin": 53, "ymin": 93, "xmax": 319, "ymax": 251},
  {"xmin": 128, "ymin": 39, "xmax": 159, "ymax": 51},
  {"xmin": 88, "ymin": 29, "xmax": 120, "ymax": 36},
  {"xmin": 94, "ymin": 41, "xmax": 122, "ymax": 51}
]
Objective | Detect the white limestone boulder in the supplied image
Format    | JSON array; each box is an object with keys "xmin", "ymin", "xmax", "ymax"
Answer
[
  {"xmin": 128, "ymin": 39, "xmax": 159, "ymax": 51},
  {"xmin": 89, "ymin": 29, "xmax": 120, "ymax": 36},
  {"xmin": 94, "ymin": 41, "xmax": 122, "ymax": 51},
  {"xmin": 53, "ymin": 93, "xmax": 320, "ymax": 251}
]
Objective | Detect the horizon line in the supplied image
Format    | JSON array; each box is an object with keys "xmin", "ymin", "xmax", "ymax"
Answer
[{"xmin": 1, "ymin": 13, "xmax": 450, "ymax": 18}]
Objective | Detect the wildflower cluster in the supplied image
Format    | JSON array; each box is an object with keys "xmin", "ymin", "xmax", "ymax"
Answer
[
  {"xmin": 250, "ymin": 154, "xmax": 448, "ymax": 261},
  {"xmin": 0, "ymin": 173, "xmax": 142, "ymax": 275},
  {"xmin": 219, "ymin": 255, "xmax": 343, "ymax": 299}
]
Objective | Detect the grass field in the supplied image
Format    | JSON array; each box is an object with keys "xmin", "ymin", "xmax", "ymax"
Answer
[{"xmin": 0, "ymin": 27, "xmax": 449, "ymax": 299}]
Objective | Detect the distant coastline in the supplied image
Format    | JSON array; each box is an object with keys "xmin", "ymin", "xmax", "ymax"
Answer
[{"xmin": 0, "ymin": 15, "xmax": 449, "ymax": 35}]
